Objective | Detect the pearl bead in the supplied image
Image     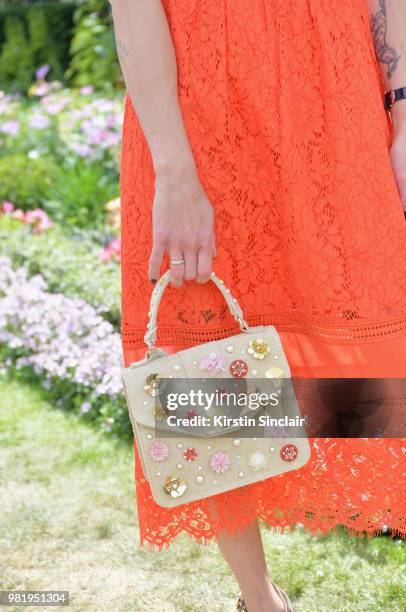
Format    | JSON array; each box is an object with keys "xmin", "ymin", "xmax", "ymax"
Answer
[
  {"xmin": 213, "ymin": 480, "xmax": 218, "ymax": 485},
  {"xmin": 251, "ymin": 370, "xmax": 258, "ymax": 377},
  {"xmin": 225, "ymin": 345, "xmax": 235, "ymax": 353},
  {"xmin": 176, "ymin": 463, "xmax": 183, "ymax": 469},
  {"xmin": 177, "ymin": 443, "xmax": 183, "ymax": 448},
  {"xmin": 274, "ymin": 355, "xmax": 279, "ymax": 359},
  {"xmin": 156, "ymin": 471, "xmax": 161, "ymax": 476},
  {"xmin": 207, "ymin": 445, "xmax": 211, "ymax": 450},
  {"xmin": 198, "ymin": 465, "xmax": 203, "ymax": 471},
  {"xmin": 238, "ymin": 471, "xmax": 245, "ymax": 478},
  {"xmin": 241, "ymin": 349, "xmax": 246, "ymax": 354},
  {"xmin": 146, "ymin": 433, "xmax": 152, "ymax": 439},
  {"xmin": 143, "ymin": 400, "xmax": 148, "ymax": 405},
  {"xmin": 173, "ymin": 364, "xmax": 180, "ymax": 372},
  {"xmin": 192, "ymin": 360, "xmax": 197, "ymax": 365},
  {"xmin": 195, "ymin": 475, "xmax": 205, "ymax": 484},
  {"xmin": 270, "ymin": 447, "xmax": 275, "ymax": 453},
  {"xmin": 232, "ymin": 439, "xmax": 241, "ymax": 447},
  {"xmin": 236, "ymin": 455, "xmax": 241, "ymax": 460}
]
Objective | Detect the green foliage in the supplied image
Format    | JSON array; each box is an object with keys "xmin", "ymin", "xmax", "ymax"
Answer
[
  {"xmin": 45, "ymin": 159, "xmax": 120, "ymax": 230},
  {"xmin": 0, "ymin": 15, "xmax": 33, "ymax": 92},
  {"xmin": 27, "ymin": 5, "xmax": 63, "ymax": 81},
  {"xmin": 65, "ymin": 0, "xmax": 123, "ymax": 93},
  {"xmin": 0, "ymin": 2, "xmax": 75, "ymax": 92},
  {"xmin": 0, "ymin": 217, "xmax": 121, "ymax": 329},
  {"xmin": 0, "ymin": 153, "xmax": 60, "ymax": 208}
]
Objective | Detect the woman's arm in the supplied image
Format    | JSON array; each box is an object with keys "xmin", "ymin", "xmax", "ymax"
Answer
[
  {"xmin": 368, "ymin": 0, "xmax": 406, "ymax": 210},
  {"xmin": 109, "ymin": 0, "xmax": 216, "ymax": 286},
  {"xmin": 369, "ymin": 0, "xmax": 406, "ymax": 130}
]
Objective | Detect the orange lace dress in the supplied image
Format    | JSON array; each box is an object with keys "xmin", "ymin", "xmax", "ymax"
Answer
[{"xmin": 119, "ymin": 0, "xmax": 406, "ymax": 550}]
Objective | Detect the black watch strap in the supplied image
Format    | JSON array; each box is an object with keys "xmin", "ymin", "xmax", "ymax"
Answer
[{"xmin": 384, "ymin": 86, "xmax": 406, "ymax": 110}]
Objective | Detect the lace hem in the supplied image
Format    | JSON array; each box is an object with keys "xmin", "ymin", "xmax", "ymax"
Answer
[
  {"xmin": 138, "ymin": 509, "xmax": 406, "ymax": 553},
  {"xmin": 121, "ymin": 312, "xmax": 406, "ymax": 349},
  {"xmin": 133, "ymin": 437, "xmax": 406, "ymax": 552}
]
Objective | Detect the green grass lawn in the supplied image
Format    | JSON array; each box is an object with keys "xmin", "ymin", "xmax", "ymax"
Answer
[{"xmin": 0, "ymin": 377, "xmax": 405, "ymax": 612}]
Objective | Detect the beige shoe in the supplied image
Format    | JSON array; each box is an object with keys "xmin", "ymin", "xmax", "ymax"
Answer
[
  {"xmin": 236, "ymin": 579, "xmax": 293, "ymax": 611},
  {"xmin": 236, "ymin": 594, "xmax": 248, "ymax": 611}
]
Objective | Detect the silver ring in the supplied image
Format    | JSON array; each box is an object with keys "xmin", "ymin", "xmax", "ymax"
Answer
[{"xmin": 170, "ymin": 258, "xmax": 185, "ymax": 265}]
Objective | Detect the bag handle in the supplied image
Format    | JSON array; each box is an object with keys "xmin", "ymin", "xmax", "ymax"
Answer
[{"xmin": 143, "ymin": 270, "xmax": 250, "ymax": 356}]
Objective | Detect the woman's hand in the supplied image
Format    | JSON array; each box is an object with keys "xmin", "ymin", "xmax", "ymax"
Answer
[
  {"xmin": 389, "ymin": 106, "xmax": 406, "ymax": 213},
  {"xmin": 148, "ymin": 162, "xmax": 217, "ymax": 288}
]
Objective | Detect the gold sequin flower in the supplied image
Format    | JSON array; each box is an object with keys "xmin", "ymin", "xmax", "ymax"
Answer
[
  {"xmin": 247, "ymin": 338, "xmax": 270, "ymax": 360},
  {"xmin": 163, "ymin": 475, "xmax": 187, "ymax": 498},
  {"xmin": 144, "ymin": 372, "xmax": 165, "ymax": 396}
]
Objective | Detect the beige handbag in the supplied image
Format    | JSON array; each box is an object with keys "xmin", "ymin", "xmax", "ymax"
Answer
[{"xmin": 121, "ymin": 270, "xmax": 310, "ymax": 508}]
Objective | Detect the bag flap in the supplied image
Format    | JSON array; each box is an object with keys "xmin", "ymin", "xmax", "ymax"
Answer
[{"xmin": 122, "ymin": 326, "xmax": 295, "ymax": 437}]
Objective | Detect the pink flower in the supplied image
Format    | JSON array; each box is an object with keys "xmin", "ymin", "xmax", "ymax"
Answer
[
  {"xmin": 2, "ymin": 201, "xmax": 14, "ymax": 213},
  {"xmin": 209, "ymin": 451, "xmax": 231, "ymax": 474},
  {"xmin": 80, "ymin": 85, "xmax": 94, "ymax": 95},
  {"xmin": 11, "ymin": 209, "xmax": 25, "ymax": 221},
  {"xmin": 32, "ymin": 82, "xmax": 50, "ymax": 97},
  {"xmin": 199, "ymin": 352, "xmax": 227, "ymax": 375},
  {"xmin": 36, "ymin": 64, "xmax": 50, "ymax": 81},
  {"xmin": 108, "ymin": 237, "xmax": 121, "ymax": 253},
  {"xmin": 99, "ymin": 249, "xmax": 111, "ymax": 261},
  {"xmin": 148, "ymin": 440, "xmax": 170, "ymax": 462},
  {"xmin": 1, "ymin": 120, "xmax": 20, "ymax": 136}
]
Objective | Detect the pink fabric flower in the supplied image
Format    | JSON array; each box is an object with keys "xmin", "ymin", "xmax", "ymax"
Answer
[
  {"xmin": 199, "ymin": 351, "xmax": 227, "ymax": 375},
  {"xmin": 148, "ymin": 440, "xmax": 170, "ymax": 462},
  {"xmin": 209, "ymin": 451, "xmax": 231, "ymax": 474}
]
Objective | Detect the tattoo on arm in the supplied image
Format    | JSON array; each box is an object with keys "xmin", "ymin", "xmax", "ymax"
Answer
[
  {"xmin": 116, "ymin": 38, "xmax": 130, "ymax": 61},
  {"xmin": 370, "ymin": 0, "xmax": 401, "ymax": 78}
]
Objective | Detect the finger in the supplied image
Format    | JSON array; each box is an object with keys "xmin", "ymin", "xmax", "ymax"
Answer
[
  {"xmin": 148, "ymin": 242, "xmax": 164, "ymax": 283},
  {"xmin": 184, "ymin": 247, "xmax": 198, "ymax": 281},
  {"xmin": 169, "ymin": 249, "xmax": 185, "ymax": 288},
  {"xmin": 196, "ymin": 244, "xmax": 213, "ymax": 283}
]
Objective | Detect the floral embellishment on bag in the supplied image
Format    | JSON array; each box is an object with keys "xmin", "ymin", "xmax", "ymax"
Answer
[
  {"xmin": 247, "ymin": 451, "xmax": 269, "ymax": 471},
  {"xmin": 209, "ymin": 451, "xmax": 231, "ymax": 474},
  {"xmin": 280, "ymin": 444, "xmax": 298, "ymax": 462},
  {"xmin": 247, "ymin": 338, "xmax": 270, "ymax": 359},
  {"xmin": 183, "ymin": 447, "xmax": 198, "ymax": 462},
  {"xmin": 264, "ymin": 366, "xmax": 285, "ymax": 388},
  {"xmin": 148, "ymin": 440, "xmax": 170, "ymax": 462},
  {"xmin": 229, "ymin": 359, "xmax": 248, "ymax": 378},
  {"xmin": 199, "ymin": 352, "xmax": 227, "ymax": 375},
  {"xmin": 264, "ymin": 366, "xmax": 285, "ymax": 377},
  {"xmin": 144, "ymin": 372, "xmax": 165, "ymax": 396},
  {"xmin": 163, "ymin": 475, "xmax": 187, "ymax": 497},
  {"xmin": 152, "ymin": 402, "xmax": 167, "ymax": 421}
]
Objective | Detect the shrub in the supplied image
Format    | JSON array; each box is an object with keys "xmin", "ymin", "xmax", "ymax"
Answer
[
  {"xmin": 0, "ymin": 2, "xmax": 75, "ymax": 92},
  {"xmin": 65, "ymin": 0, "xmax": 123, "ymax": 93},
  {"xmin": 0, "ymin": 255, "xmax": 130, "ymax": 440},
  {"xmin": 0, "ymin": 153, "xmax": 60, "ymax": 208},
  {"xmin": 45, "ymin": 159, "xmax": 120, "ymax": 230},
  {"xmin": 0, "ymin": 215, "xmax": 121, "ymax": 329},
  {"xmin": 0, "ymin": 15, "xmax": 33, "ymax": 92},
  {"xmin": 27, "ymin": 5, "xmax": 63, "ymax": 81}
]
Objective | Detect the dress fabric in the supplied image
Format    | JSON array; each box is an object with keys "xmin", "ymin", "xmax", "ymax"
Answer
[{"xmin": 119, "ymin": 0, "xmax": 406, "ymax": 550}]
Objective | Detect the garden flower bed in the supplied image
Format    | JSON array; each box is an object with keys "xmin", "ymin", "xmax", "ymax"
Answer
[{"xmin": 0, "ymin": 256, "xmax": 131, "ymax": 440}]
